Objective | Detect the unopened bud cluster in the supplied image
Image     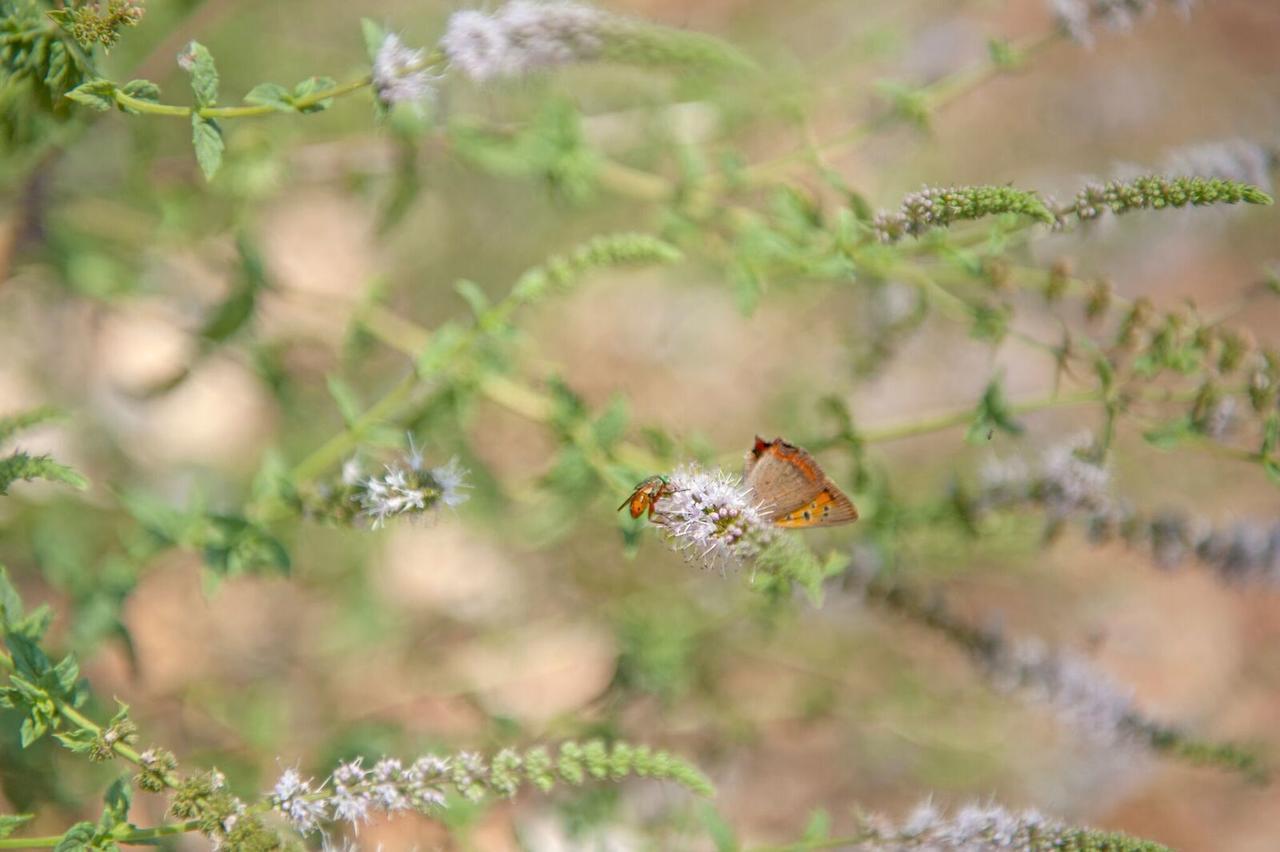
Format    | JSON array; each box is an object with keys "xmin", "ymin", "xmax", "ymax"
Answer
[
  {"xmin": 1073, "ymin": 174, "xmax": 1271, "ymax": 221},
  {"xmin": 872, "ymin": 185, "xmax": 1054, "ymax": 243}
]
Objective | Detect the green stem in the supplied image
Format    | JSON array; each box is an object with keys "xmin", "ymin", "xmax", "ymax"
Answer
[
  {"xmin": 288, "ymin": 373, "xmax": 418, "ymax": 484},
  {"xmin": 0, "ymin": 820, "xmax": 202, "ymax": 849},
  {"xmin": 113, "ymin": 75, "xmax": 374, "ymax": 119},
  {"xmin": 860, "ymin": 390, "xmax": 1101, "ymax": 444},
  {"xmin": 108, "ymin": 50, "xmax": 444, "ymax": 121},
  {"xmin": 0, "ymin": 651, "xmax": 180, "ymax": 788}
]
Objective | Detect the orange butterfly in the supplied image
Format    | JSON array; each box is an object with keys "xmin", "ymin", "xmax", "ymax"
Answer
[{"xmin": 743, "ymin": 436, "xmax": 858, "ymax": 528}]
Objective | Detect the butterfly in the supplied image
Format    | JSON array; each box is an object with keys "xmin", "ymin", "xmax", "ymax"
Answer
[
  {"xmin": 618, "ymin": 475, "xmax": 675, "ymax": 520},
  {"xmin": 743, "ymin": 436, "xmax": 858, "ymax": 528}
]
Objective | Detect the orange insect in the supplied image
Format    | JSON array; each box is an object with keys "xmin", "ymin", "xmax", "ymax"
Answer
[
  {"xmin": 618, "ymin": 475, "xmax": 675, "ymax": 520},
  {"xmin": 743, "ymin": 436, "xmax": 858, "ymax": 528}
]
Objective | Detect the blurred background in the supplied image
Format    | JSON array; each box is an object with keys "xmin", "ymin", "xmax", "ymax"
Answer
[{"xmin": 2, "ymin": 0, "xmax": 1280, "ymax": 849}]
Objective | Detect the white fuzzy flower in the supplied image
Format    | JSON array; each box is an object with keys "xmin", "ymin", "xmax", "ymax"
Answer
[
  {"xmin": 652, "ymin": 465, "xmax": 777, "ymax": 573},
  {"xmin": 856, "ymin": 799, "xmax": 1120, "ymax": 850},
  {"xmin": 432, "ymin": 456, "xmax": 471, "ymax": 507},
  {"xmin": 981, "ymin": 635, "xmax": 1136, "ymax": 743},
  {"xmin": 270, "ymin": 767, "xmax": 328, "ymax": 834},
  {"xmin": 354, "ymin": 449, "xmax": 470, "ymax": 528},
  {"xmin": 373, "ymin": 33, "xmax": 434, "ymax": 106},
  {"xmin": 441, "ymin": 1, "xmax": 610, "ymax": 82},
  {"xmin": 1039, "ymin": 431, "xmax": 1110, "ymax": 515},
  {"xmin": 1049, "ymin": 0, "xmax": 1196, "ymax": 46},
  {"xmin": 441, "ymin": 9, "xmax": 515, "ymax": 82},
  {"xmin": 329, "ymin": 759, "xmax": 371, "ymax": 827}
]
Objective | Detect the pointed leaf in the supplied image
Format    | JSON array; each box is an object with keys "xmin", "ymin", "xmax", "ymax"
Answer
[
  {"xmin": 243, "ymin": 82, "xmax": 293, "ymax": 112},
  {"xmin": 191, "ymin": 115, "xmax": 224, "ymax": 181}
]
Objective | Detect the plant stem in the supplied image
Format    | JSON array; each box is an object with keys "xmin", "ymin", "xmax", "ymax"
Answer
[
  {"xmin": 0, "ymin": 821, "xmax": 202, "ymax": 849},
  {"xmin": 108, "ymin": 50, "xmax": 445, "ymax": 120}
]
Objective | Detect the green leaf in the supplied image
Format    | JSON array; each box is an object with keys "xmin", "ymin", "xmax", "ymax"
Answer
[
  {"xmin": 0, "ymin": 565, "xmax": 24, "ymax": 629},
  {"xmin": 52, "ymin": 654, "xmax": 80, "ymax": 696},
  {"xmin": 0, "ymin": 451, "xmax": 89, "ymax": 495},
  {"xmin": 326, "ymin": 376, "xmax": 363, "ymax": 426},
  {"xmin": 1142, "ymin": 417, "xmax": 1194, "ymax": 450},
  {"xmin": 199, "ymin": 515, "xmax": 291, "ymax": 578},
  {"xmin": 54, "ymin": 730, "xmax": 96, "ymax": 754},
  {"xmin": 966, "ymin": 377, "xmax": 1024, "ymax": 444},
  {"xmin": 20, "ymin": 714, "xmax": 48, "ymax": 748},
  {"xmin": 100, "ymin": 776, "xmax": 132, "ymax": 831},
  {"xmin": 116, "ymin": 79, "xmax": 160, "ymax": 113},
  {"xmin": 65, "ymin": 79, "xmax": 116, "ymax": 111},
  {"xmin": 802, "ymin": 808, "xmax": 831, "ymax": 841},
  {"xmin": 1264, "ymin": 459, "xmax": 1280, "ymax": 488},
  {"xmin": 592, "ymin": 396, "xmax": 629, "ymax": 450},
  {"xmin": 0, "ymin": 407, "xmax": 64, "ymax": 446},
  {"xmin": 415, "ymin": 322, "xmax": 467, "ymax": 377},
  {"xmin": 54, "ymin": 821, "xmax": 95, "ymax": 852},
  {"xmin": 0, "ymin": 814, "xmax": 34, "ymax": 839},
  {"xmin": 6, "ymin": 632, "xmax": 52, "ymax": 680},
  {"xmin": 1262, "ymin": 413, "xmax": 1279, "ymax": 457},
  {"xmin": 242, "ymin": 82, "xmax": 293, "ymax": 112},
  {"xmin": 181, "ymin": 41, "xmax": 218, "ymax": 108},
  {"xmin": 191, "ymin": 115, "xmax": 224, "ymax": 181},
  {"xmin": 454, "ymin": 279, "xmax": 490, "ymax": 318},
  {"xmin": 200, "ymin": 235, "xmax": 266, "ymax": 341},
  {"xmin": 698, "ymin": 804, "xmax": 739, "ymax": 852},
  {"xmin": 292, "ymin": 76, "xmax": 337, "ymax": 113},
  {"xmin": 362, "ymin": 18, "xmax": 388, "ymax": 63}
]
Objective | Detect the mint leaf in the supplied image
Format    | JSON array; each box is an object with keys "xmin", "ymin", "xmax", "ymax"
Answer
[
  {"xmin": 191, "ymin": 115, "xmax": 224, "ymax": 181},
  {"xmin": 65, "ymin": 79, "xmax": 116, "ymax": 111},
  {"xmin": 181, "ymin": 41, "xmax": 218, "ymax": 108},
  {"xmin": 243, "ymin": 82, "xmax": 292, "ymax": 112}
]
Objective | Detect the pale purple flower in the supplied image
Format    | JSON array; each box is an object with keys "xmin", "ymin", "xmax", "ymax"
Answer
[
  {"xmin": 1039, "ymin": 431, "xmax": 1110, "ymax": 515},
  {"xmin": 432, "ymin": 457, "xmax": 471, "ymax": 507},
  {"xmin": 354, "ymin": 448, "xmax": 470, "ymax": 528},
  {"xmin": 270, "ymin": 767, "xmax": 328, "ymax": 834},
  {"xmin": 372, "ymin": 33, "xmax": 434, "ymax": 106},
  {"xmin": 441, "ymin": 1, "xmax": 609, "ymax": 82},
  {"xmin": 651, "ymin": 465, "xmax": 777, "ymax": 573},
  {"xmin": 855, "ymin": 799, "xmax": 1111, "ymax": 850},
  {"xmin": 1050, "ymin": 0, "xmax": 1197, "ymax": 47}
]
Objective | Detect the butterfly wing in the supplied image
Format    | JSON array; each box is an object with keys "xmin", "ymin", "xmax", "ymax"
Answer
[
  {"xmin": 771, "ymin": 487, "xmax": 859, "ymax": 528},
  {"xmin": 745, "ymin": 436, "xmax": 859, "ymax": 527},
  {"xmin": 744, "ymin": 437, "xmax": 827, "ymax": 521}
]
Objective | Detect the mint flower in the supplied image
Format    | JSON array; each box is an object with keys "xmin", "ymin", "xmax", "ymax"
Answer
[
  {"xmin": 270, "ymin": 768, "xmax": 328, "ymax": 834},
  {"xmin": 1050, "ymin": 0, "xmax": 1195, "ymax": 47},
  {"xmin": 856, "ymin": 800, "xmax": 1168, "ymax": 850},
  {"xmin": 442, "ymin": 1, "xmax": 606, "ymax": 82},
  {"xmin": 352, "ymin": 452, "xmax": 470, "ymax": 528},
  {"xmin": 372, "ymin": 33, "xmax": 434, "ymax": 106},
  {"xmin": 650, "ymin": 465, "xmax": 777, "ymax": 574}
]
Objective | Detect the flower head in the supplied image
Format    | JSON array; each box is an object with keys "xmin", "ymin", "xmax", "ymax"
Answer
[
  {"xmin": 647, "ymin": 465, "xmax": 777, "ymax": 573},
  {"xmin": 353, "ymin": 448, "xmax": 470, "ymax": 528},
  {"xmin": 1038, "ymin": 431, "xmax": 1110, "ymax": 516},
  {"xmin": 270, "ymin": 767, "xmax": 328, "ymax": 834},
  {"xmin": 1049, "ymin": 0, "xmax": 1195, "ymax": 46},
  {"xmin": 372, "ymin": 33, "xmax": 435, "ymax": 106},
  {"xmin": 441, "ymin": 1, "xmax": 608, "ymax": 82}
]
